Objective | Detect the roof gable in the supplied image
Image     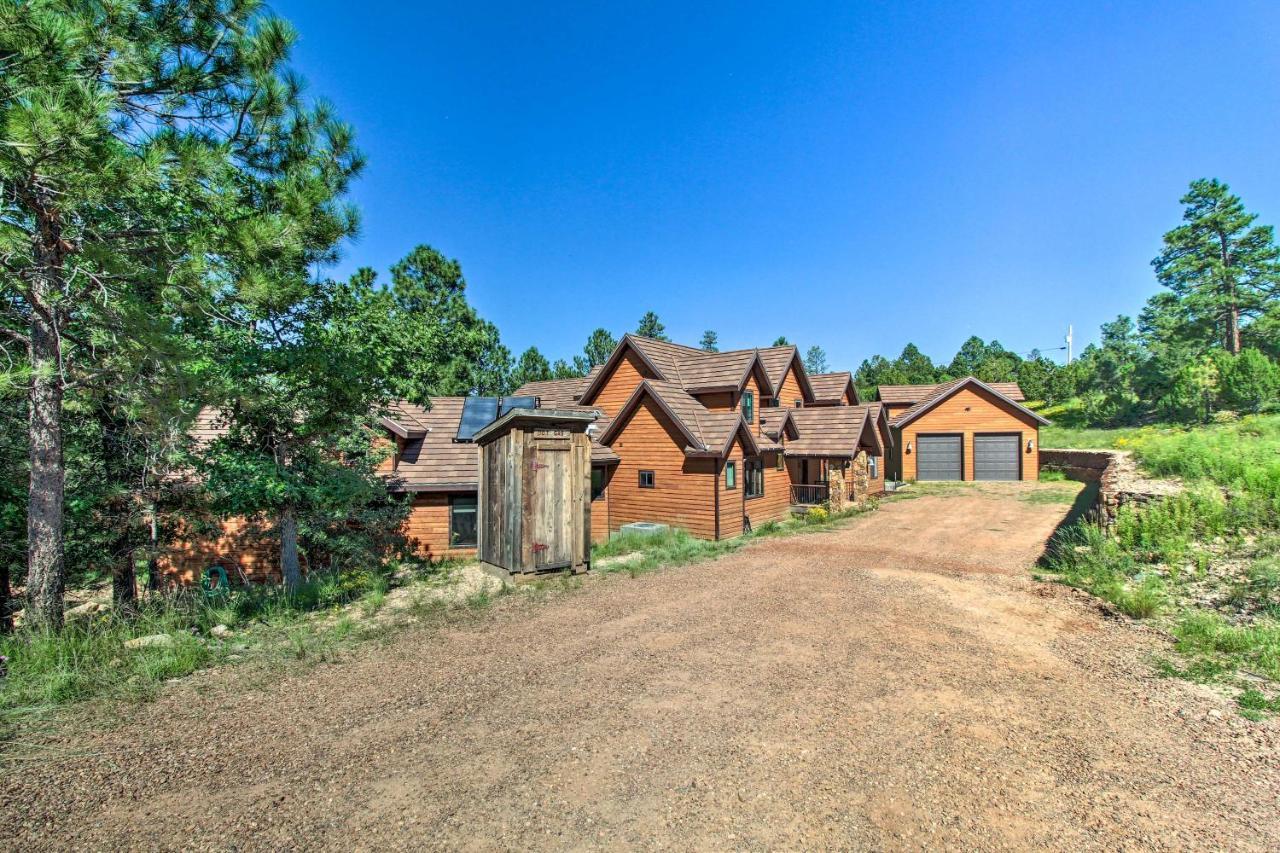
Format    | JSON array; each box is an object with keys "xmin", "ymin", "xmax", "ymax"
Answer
[
  {"xmin": 890, "ymin": 377, "xmax": 1049, "ymax": 428},
  {"xmin": 787, "ymin": 405, "xmax": 882, "ymax": 457},
  {"xmin": 597, "ymin": 379, "xmax": 758, "ymax": 458},
  {"xmin": 808, "ymin": 371, "xmax": 860, "ymax": 405}
]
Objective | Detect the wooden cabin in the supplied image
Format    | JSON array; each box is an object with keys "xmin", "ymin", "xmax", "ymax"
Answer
[{"xmin": 881, "ymin": 378, "xmax": 1048, "ymax": 481}]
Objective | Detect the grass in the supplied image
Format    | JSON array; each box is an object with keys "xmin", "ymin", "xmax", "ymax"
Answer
[
  {"xmin": 591, "ymin": 502, "xmax": 876, "ymax": 577},
  {"xmin": 1039, "ymin": 412, "xmax": 1280, "ymax": 716},
  {"xmin": 0, "ymin": 559, "xmax": 468, "ymax": 744}
]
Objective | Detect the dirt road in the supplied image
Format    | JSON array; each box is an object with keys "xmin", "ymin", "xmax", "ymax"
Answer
[{"xmin": 4, "ymin": 484, "xmax": 1278, "ymax": 850}]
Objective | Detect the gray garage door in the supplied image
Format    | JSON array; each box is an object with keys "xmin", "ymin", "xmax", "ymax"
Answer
[
  {"xmin": 916, "ymin": 434, "xmax": 962, "ymax": 481},
  {"xmin": 974, "ymin": 434, "xmax": 1021, "ymax": 481}
]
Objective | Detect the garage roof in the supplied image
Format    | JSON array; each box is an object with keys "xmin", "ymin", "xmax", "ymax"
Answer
[{"xmin": 890, "ymin": 377, "xmax": 1049, "ymax": 428}]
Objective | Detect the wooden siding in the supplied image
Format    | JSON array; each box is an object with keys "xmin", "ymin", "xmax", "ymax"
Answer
[
  {"xmin": 591, "ymin": 466, "xmax": 612, "ymax": 543},
  {"xmin": 587, "ymin": 348, "xmax": 656, "ymax": 417},
  {"xmin": 607, "ymin": 397, "xmax": 717, "ymax": 539},
  {"xmin": 897, "ymin": 386, "xmax": 1040, "ymax": 481},
  {"xmin": 156, "ymin": 515, "xmax": 280, "ymax": 587},
  {"xmin": 698, "ymin": 373, "xmax": 763, "ymax": 432},
  {"xmin": 718, "ymin": 436, "xmax": 746, "ymax": 539},
  {"xmin": 402, "ymin": 492, "xmax": 479, "ymax": 561},
  {"xmin": 747, "ymin": 448, "xmax": 792, "ymax": 528},
  {"xmin": 775, "ymin": 365, "xmax": 805, "ymax": 408}
]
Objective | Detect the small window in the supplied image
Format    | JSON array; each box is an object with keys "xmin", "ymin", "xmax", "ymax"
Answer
[
  {"xmin": 638, "ymin": 470, "xmax": 655, "ymax": 489},
  {"xmin": 745, "ymin": 458, "xmax": 764, "ymax": 498},
  {"xmin": 741, "ymin": 390, "xmax": 754, "ymax": 424},
  {"xmin": 868, "ymin": 456, "xmax": 878, "ymax": 480},
  {"xmin": 776, "ymin": 451, "xmax": 784, "ymax": 471},
  {"xmin": 764, "ymin": 397, "xmax": 778, "ymax": 408},
  {"xmin": 449, "ymin": 495, "xmax": 477, "ymax": 548},
  {"xmin": 591, "ymin": 467, "xmax": 606, "ymax": 500},
  {"xmin": 725, "ymin": 461, "xmax": 737, "ymax": 490},
  {"xmin": 793, "ymin": 399, "xmax": 803, "ymax": 408}
]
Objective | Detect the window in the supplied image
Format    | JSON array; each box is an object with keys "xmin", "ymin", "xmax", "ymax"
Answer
[
  {"xmin": 638, "ymin": 470, "xmax": 655, "ymax": 489},
  {"xmin": 724, "ymin": 461, "xmax": 737, "ymax": 490},
  {"xmin": 591, "ymin": 467, "xmax": 606, "ymax": 500},
  {"xmin": 868, "ymin": 456, "xmax": 878, "ymax": 480},
  {"xmin": 793, "ymin": 400, "xmax": 803, "ymax": 408},
  {"xmin": 741, "ymin": 390, "xmax": 754, "ymax": 424},
  {"xmin": 776, "ymin": 451, "xmax": 784, "ymax": 471},
  {"xmin": 449, "ymin": 495, "xmax": 477, "ymax": 548},
  {"xmin": 745, "ymin": 458, "xmax": 764, "ymax": 498},
  {"xmin": 764, "ymin": 397, "xmax": 778, "ymax": 408}
]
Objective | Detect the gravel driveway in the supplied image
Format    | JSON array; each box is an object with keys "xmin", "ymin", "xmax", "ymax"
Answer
[{"xmin": 4, "ymin": 483, "xmax": 1278, "ymax": 850}]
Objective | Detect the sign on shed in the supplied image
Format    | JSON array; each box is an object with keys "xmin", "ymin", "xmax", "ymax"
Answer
[{"xmin": 472, "ymin": 408, "xmax": 596, "ymax": 574}]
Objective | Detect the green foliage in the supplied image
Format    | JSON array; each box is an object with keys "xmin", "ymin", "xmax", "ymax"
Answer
[
  {"xmin": 581, "ymin": 328, "xmax": 618, "ymax": 370},
  {"xmin": 635, "ymin": 311, "xmax": 668, "ymax": 341},
  {"xmin": 1220, "ymin": 349, "xmax": 1280, "ymax": 413},
  {"xmin": 804, "ymin": 345, "xmax": 828, "ymax": 375},
  {"xmin": 699, "ymin": 330, "xmax": 719, "ymax": 352},
  {"xmin": 772, "ymin": 336, "xmax": 790, "ymax": 347},
  {"xmin": 1152, "ymin": 178, "xmax": 1280, "ymax": 353},
  {"xmin": 511, "ymin": 347, "xmax": 553, "ymax": 388},
  {"xmin": 804, "ymin": 506, "xmax": 829, "ymax": 524}
]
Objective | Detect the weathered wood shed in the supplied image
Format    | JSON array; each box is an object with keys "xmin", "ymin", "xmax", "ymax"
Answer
[{"xmin": 473, "ymin": 408, "xmax": 596, "ymax": 574}]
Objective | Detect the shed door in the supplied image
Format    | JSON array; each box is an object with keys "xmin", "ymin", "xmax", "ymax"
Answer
[
  {"xmin": 916, "ymin": 434, "xmax": 962, "ymax": 481},
  {"xmin": 973, "ymin": 434, "xmax": 1021, "ymax": 481},
  {"xmin": 531, "ymin": 435, "xmax": 573, "ymax": 570}
]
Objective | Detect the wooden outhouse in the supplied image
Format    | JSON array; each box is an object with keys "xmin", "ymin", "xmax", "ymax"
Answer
[{"xmin": 473, "ymin": 408, "xmax": 596, "ymax": 574}]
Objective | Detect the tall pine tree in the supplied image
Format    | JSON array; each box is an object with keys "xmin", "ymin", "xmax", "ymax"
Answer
[{"xmin": 1153, "ymin": 179, "xmax": 1280, "ymax": 354}]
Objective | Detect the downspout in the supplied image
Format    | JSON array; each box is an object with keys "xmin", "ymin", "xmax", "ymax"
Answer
[{"xmin": 714, "ymin": 457, "xmax": 721, "ymax": 540}]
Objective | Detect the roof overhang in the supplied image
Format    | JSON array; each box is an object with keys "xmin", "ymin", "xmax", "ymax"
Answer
[
  {"xmin": 379, "ymin": 416, "xmax": 427, "ymax": 440},
  {"xmin": 470, "ymin": 407, "xmax": 596, "ymax": 444}
]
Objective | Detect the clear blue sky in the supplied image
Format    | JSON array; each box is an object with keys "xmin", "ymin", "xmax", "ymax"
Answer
[{"xmin": 276, "ymin": 0, "xmax": 1280, "ymax": 370}]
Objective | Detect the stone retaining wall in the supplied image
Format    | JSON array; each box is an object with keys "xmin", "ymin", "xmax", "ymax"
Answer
[{"xmin": 1040, "ymin": 448, "xmax": 1181, "ymax": 528}]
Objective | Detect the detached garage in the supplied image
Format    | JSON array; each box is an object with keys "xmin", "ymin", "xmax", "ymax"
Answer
[{"xmin": 883, "ymin": 377, "xmax": 1049, "ymax": 482}]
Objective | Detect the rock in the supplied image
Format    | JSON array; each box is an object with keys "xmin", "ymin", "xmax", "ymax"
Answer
[
  {"xmin": 211, "ymin": 624, "xmax": 233, "ymax": 638},
  {"xmin": 65, "ymin": 601, "xmax": 103, "ymax": 620},
  {"xmin": 125, "ymin": 633, "xmax": 175, "ymax": 650}
]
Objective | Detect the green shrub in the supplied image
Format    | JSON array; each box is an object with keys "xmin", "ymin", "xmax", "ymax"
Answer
[{"xmin": 804, "ymin": 507, "xmax": 829, "ymax": 524}]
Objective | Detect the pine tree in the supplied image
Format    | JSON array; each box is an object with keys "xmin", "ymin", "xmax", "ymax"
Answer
[
  {"xmin": 582, "ymin": 328, "xmax": 617, "ymax": 368},
  {"xmin": 511, "ymin": 348, "xmax": 553, "ymax": 388},
  {"xmin": 636, "ymin": 312, "xmax": 669, "ymax": 341},
  {"xmin": 804, "ymin": 346, "xmax": 829, "ymax": 374},
  {"xmin": 700, "ymin": 330, "xmax": 719, "ymax": 352},
  {"xmin": 772, "ymin": 336, "xmax": 791, "ymax": 347},
  {"xmin": 0, "ymin": 1, "xmax": 361, "ymax": 627},
  {"xmin": 1153, "ymin": 179, "xmax": 1280, "ymax": 354}
]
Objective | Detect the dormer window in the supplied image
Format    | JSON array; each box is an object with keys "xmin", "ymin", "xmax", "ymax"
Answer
[{"xmin": 742, "ymin": 390, "xmax": 754, "ymax": 424}]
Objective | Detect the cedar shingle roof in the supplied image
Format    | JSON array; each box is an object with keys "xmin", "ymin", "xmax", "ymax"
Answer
[
  {"xmin": 808, "ymin": 371, "xmax": 858, "ymax": 404},
  {"xmin": 889, "ymin": 377, "xmax": 1049, "ymax": 428},
  {"xmin": 877, "ymin": 381, "xmax": 1025, "ymax": 404},
  {"xmin": 787, "ymin": 405, "xmax": 882, "ymax": 457},
  {"xmin": 584, "ymin": 335, "xmax": 779, "ymax": 400},
  {"xmin": 756, "ymin": 345, "xmax": 798, "ymax": 393},
  {"xmin": 512, "ymin": 374, "xmax": 589, "ymax": 407}
]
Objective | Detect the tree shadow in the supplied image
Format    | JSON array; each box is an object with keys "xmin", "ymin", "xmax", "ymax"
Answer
[{"xmin": 1037, "ymin": 480, "xmax": 1099, "ymax": 567}]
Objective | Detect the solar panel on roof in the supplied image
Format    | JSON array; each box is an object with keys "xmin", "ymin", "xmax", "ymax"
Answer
[
  {"xmin": 499, "ymin": 395, "xmax": 538, "ymax": 417},
  {"xmin": 455, "ymin": 396, "xmax": 499, "ymax": 442}
]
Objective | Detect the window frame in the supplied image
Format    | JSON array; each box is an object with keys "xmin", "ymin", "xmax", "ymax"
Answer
[
  {"xmin": 591, "ymin": 466, "xmax": 606, "ymax": 500},
  {"xmin": 724, "ymin": 460, "xmax": 737, "ymax": 490},
  {"xmin": 741, "ymin": 390, "xmax": 754, "ymax": 424},
  {"xmin": 745, "ymin": 458, "xmax": 764, "ymax": 499},
  {"xmin": 793, "ymin": 399, "xmax": 803, "ymax": 408},
  {"xmin": 449, "ymin": 494, "xmax": 478, "ymax": 548},
  {"xmin": 868, "ymin": 455, "xmax": 878, "ymax": 480},
  {"xmin": 638, "ymin": 469, "xmax": 656, "ymax": 489}
]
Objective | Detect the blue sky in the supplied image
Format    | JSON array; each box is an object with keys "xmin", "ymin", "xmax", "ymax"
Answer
[{"xmin": 277, "ymin": 1, "xmax": 1280, "ymax": 370}]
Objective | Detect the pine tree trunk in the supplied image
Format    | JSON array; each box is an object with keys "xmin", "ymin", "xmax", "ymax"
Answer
[
  {"xmin": 0, "ymin": 561, "xmax": 12, "ymax": 634},
  {"xmin": 280, "ymin": 506, "xmax": 302, "ymax": 593},
  {"xmin": 112, "ymin": 549, "xmax": 139, "ymax": 616},
  {"xmin": 26, "ymin": 280, "xmax": 66, "ymax": 632},
  {"xmin": 1226, "ymin": 305, "xmax": 1241, "ymax": 354}
]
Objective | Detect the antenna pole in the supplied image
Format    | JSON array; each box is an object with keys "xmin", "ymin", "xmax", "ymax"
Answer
[{"xmin": 1066, "ymin": 324, "xmax": 1073, "ymax": 364}]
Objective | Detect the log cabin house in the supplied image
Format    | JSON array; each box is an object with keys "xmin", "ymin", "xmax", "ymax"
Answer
[{"xmin": 878, "ymin": 378, "xmax": 1048, "ymax": 482}]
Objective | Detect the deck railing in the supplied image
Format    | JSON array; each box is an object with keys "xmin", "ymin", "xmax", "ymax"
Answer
[{"xmin": 790, "ymin": 484, "xmax": 829, "ymax": 506}]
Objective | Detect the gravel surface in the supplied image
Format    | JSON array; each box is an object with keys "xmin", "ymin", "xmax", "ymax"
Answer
[{"xmin": 4, "ymin": 483, "xmax": 1278, "ymax": 851}]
